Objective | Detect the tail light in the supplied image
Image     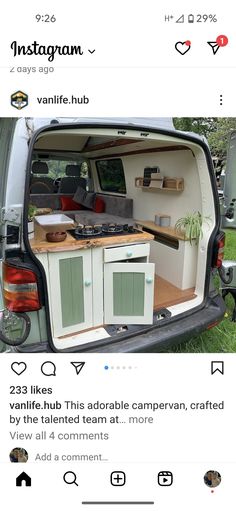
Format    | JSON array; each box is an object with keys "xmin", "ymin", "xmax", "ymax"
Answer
[
  {"xmin": 212, "ymin": 231, "xmax": 225, "ymax": 268},
  {"xmin": 3, "ymin": 262, "xmax": 41, "ymax": 312}
]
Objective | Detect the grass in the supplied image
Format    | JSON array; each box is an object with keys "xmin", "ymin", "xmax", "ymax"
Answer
[{"xmin": 166, "ymin": 229, "xmax": 236, "ymax": 353}]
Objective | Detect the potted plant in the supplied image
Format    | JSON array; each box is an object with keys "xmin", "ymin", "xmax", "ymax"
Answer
[
  {"xmin": 175, "ymin": 211, "xmax": 210, "ymax": 245},
  {"xmin": 28, "ymin": 204, "xmax": 37, "ymax": 239}
]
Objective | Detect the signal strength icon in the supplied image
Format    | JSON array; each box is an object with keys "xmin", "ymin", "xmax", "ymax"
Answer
[{"xmin": 176, "ymin": 14, "xmax": 184, "ymax": 23}]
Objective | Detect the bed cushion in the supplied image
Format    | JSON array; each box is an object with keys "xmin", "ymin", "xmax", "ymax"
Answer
[
  {"xmin": 61, "ymin": 196, "xmax": 83, "ymax": 211},
  {"xmin": 97, "ymin": 194, "xmax": 133, "ymax": 218},
  {"xmin": 93, "ymin": 197, "xmax": 105, "ymax": 213}
]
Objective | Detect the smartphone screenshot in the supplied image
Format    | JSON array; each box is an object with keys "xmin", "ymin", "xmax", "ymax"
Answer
[{"xmin": 0, "ymin": 1, "xmax": 235, "ymax": 509}]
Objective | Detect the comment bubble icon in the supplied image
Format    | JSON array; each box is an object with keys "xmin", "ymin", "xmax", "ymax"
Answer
[{"xmin": 41, "ymin": 361, "xmax": 56, "ymax": 376}]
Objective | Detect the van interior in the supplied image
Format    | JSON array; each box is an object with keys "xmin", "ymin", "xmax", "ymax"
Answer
[{"xmin": 26, "ymin": 126, "xmax": 215, "ymax": 349}]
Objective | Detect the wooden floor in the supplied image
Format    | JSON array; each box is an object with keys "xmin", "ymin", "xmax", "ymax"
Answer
[
  {"xmin": 57, "ymin": 275, "xmax": 196, "ymax": 341},
  {"xmin": 154, "ymin": 275, "xmax": 196, "ymax": 310}
]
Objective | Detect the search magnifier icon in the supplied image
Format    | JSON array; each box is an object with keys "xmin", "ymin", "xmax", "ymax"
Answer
[{"xmin": 63, "ymin": 471, "xmax": 78, "ymax": 486}]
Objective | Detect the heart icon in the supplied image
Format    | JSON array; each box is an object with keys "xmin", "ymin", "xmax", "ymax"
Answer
[
  {"xmin": 11, "ymin": 362, "xmax": 27, "ymax": 376},
  {"xmin": 175, "ymin": 41, "xmax": 191, "ymax": 55}
]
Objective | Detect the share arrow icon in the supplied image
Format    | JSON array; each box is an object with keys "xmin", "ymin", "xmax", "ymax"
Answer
[
  {"xmin": 70, "ymin": 362, "xmax": 86, "ymax": 375},
  {"xmin": 207, "ymin": 41, "xmax": 220, "ymax": 55}
]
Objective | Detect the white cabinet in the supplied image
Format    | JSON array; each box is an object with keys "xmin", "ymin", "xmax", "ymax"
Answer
[
  {"xmin": 150, "ymin": 239, "xmax": 197, "ymax": 289},
  {"xmin": 36, "ymin": 242, "xmax": 154, "ymax": 336}
]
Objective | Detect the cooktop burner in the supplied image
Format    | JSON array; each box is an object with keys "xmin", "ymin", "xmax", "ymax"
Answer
[{"xmin": 70, "ymin": 223, "xmax": 141, "ymax": 239}]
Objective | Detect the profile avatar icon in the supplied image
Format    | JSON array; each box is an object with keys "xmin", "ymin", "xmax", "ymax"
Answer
[
  {"xmin": 204, "ymin": 470, "xmax": 221, "ymax": 488},
  {"xmin": 11, "ymin": 91, "xmax": 28, "ymax": 110},
  {"xmin": 10, "ymin": 447, "xmax": 28, "ymax": 463}
]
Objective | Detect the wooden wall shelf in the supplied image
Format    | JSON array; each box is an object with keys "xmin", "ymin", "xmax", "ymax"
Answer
[{"xmin": 135, "ymin": 177, "xmax": 184, "ymax": 192}]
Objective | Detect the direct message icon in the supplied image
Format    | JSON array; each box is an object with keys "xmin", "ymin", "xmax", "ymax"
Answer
[
  {"xmin": 70, "ymin": 362, "xmax": 85, "ymax": 375},
  {"xmin": 157, "ymin": 471, "xmax": 173, "ymax": 486}
]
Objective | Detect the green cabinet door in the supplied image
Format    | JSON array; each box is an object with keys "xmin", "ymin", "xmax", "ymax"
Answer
[
  {"xmin": 104, "ymin": 262, "xmax": 155, "ymax": 324},
  {"xmin": 59, "ymin": 256, "xmax": 85, "ymax": 328},
  {"xmin": 48, "ymin": 250, "xmax": 93, "ymax": 337}
]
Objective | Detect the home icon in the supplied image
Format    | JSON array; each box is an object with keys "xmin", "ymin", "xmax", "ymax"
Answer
[{"xmin": 16, "ymin": 472, "xmax": 31, "ymax": 487}]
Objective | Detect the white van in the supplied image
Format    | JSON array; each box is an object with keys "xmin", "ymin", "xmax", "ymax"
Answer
[{"xmin": 0, "ymin": 117, "xmax": 226, "ymax": 352}]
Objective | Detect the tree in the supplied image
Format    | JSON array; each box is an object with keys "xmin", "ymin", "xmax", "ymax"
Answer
[
  {"xmin": 208, "ymin": 118, "xmax": 236, "ymax": 158},
  {"xmin": 173, "ymin": 117, "xmax": 236, "ymax": 158}
]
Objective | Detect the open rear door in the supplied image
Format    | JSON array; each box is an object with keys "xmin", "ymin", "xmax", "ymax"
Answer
[{"xmin": 222, "ymin": 131, "xmax": 236, "ymax": 228}]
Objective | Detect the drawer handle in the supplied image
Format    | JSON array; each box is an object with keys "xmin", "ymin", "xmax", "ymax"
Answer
[
  {"xmin": 84, "ymin": 280, "xmax": 92, "ymax": 287},
  {"xmin": 126, "ymin": 251, "xmax": 133, "ymax": 257},
  {"xmin": 146, "ymin": 277, "xmax": 153, "ymax": 284}
]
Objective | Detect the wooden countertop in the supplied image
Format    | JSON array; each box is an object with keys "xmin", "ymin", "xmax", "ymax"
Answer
[
  {"xmin": 30, "ymin": 226, "xmax": 154, "ymax": 253},
  {"xmin": 136, "ymin": 220, "xmax": 187, "ymax": 241}
]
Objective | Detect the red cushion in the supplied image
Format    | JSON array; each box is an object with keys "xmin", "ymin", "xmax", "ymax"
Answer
[
  {"xmin": 61, "ymin": 197, "xmax": 82, "ymax": 211},
  {"xmin": 93, "ymin": 197, "xmax": 105, "ymax": 213}
]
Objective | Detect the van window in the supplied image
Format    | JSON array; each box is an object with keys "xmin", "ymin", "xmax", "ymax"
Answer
[
  {"xmin": 96, "ymin": 159, "xmax": 126, "ymax": 194},
  {"xmin": 31, "ymin": 156, "xmax": 93, "ymax": 192},
  {"xmin": 31, "ymin": 157, "xmax": 90, "ymax": 181}
]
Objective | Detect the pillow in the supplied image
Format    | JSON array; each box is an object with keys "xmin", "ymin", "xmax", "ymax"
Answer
[
  {"xmin": 61, "ymin": 196, "xmax": 83, "ymax": 211},
  {"xmin": 73, "ymin": 186, "xmax": 96, "ymax": 209},
  {"xmin": 93, "ymin": 197, "xmax": 105, "ymax": 213}
]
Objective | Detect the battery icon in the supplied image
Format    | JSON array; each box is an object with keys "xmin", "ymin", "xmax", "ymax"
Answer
[{"xmin": 188, "ymin": 14, "xmax": 194, "ymax": 23}]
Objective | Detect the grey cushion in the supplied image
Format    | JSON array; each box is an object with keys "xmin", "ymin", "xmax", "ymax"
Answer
[
  {"xmin": 73, "ymin": 186, "xmax": 96, "ymax": 209},
  {"xmin": 30, "ymin": 194, "xmax": 61, "ymax": 210},
  {"xmin": 97, "ymin": 194, "xmax": 133, "ymax": 218}
]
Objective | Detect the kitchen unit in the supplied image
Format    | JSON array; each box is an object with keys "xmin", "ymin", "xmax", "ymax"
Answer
[{"xmin": 31, "ymin": 222, "xmax": 154, "ymax": 339}]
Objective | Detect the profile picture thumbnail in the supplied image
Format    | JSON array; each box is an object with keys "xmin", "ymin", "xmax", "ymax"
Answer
[
  {"xmin": 204, "ymin": 470, "xmax": 221, "ymax": 488},
  {"xmin": 9, "ymin": 447, "xmax": 28, "ymax": 463}
]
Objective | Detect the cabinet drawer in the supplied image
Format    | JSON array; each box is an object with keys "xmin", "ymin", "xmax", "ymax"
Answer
[{"xmin": 104, "ymin": 243, "xmax": 150, "ymax": 263}]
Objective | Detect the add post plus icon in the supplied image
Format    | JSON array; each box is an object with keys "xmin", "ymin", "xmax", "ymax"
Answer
[{"xmin": 110, "ymin": 471, "xmax": 126, "ymax": 486}]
